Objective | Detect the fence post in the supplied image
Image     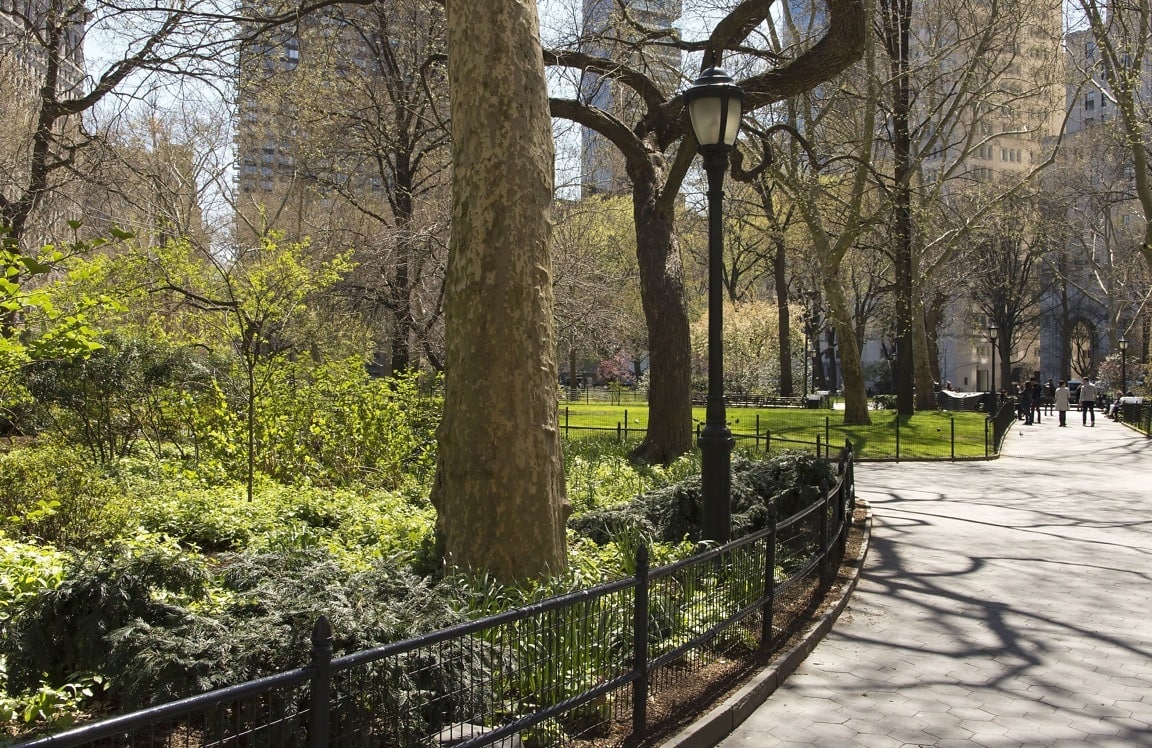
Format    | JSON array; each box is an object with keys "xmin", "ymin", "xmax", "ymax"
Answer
[
  {"xmin": 819, "ymin": 478, "xmax": 830, "ymax": 585},
  {"xmin": 760, "ymin": 504, "xmax": 777, "ymax": 650},
  {"xmin": 632, "ymin": 543, "xmax": 650, "ymax": 737},
  {"xmin": 624, "ymin": 409, "xmax": 629, "ymax": 441},
  {"xmin": 824, "ymin": 416, "xmax": 830, "ymax": 458},
  {"xmin": 816, "ymin": 433, "xmax": 822, "ymax": 459},
  {"xmin": 895, "ymin": 414, "xmax": 901, "ymax": 463},
  {"xmin": 309, "ymin": 616, "xmax": 332, "ymax": 748},
  {"xmin": 565, "ymin": 406, "xmax": 569, "ymax": 436},
  {"xmin": 764, "ymin": 429, "xmax": 771, "ymax": 454},
  {"xmin": 617, "ymin": 422, "xmax": 622, "ymax": 442},
  {"xmin": 950, "ymin": 416, "xmax": 955, "ymax": 461}
]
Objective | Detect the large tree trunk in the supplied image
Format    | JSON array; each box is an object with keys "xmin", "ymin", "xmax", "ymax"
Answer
[
  {"xmin": 432, "ymin": 0, "xmax": 567, "ymax": 582},
  {"xmin": 774, "ymin": 239, "xmax": 795, "ymax": 397},
  {"xmin": 823, "ymin": 273, "xmax": 871, "ymax": 425},
  {"xmin": 881, "ymin": 0, "xmax": 915, "ymax": 416},
  {"xmin": 627, "ymin": 168, "xmax": 693, "ymax": 464},
  {"xmin": 913, "ymin": 296, "xmax": 938, "ymax": 411}
]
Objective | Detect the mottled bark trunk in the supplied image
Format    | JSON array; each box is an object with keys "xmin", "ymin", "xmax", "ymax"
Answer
[
  {"xmin": 432, "ymin": 0, "xmax": 567, "ymax": 582},
  {"xmin": 627, "ymin": 176, "xmax": 693, "ymax": 464}
]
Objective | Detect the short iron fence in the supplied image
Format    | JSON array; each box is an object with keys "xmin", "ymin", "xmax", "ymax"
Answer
[
  {"xmin": 986, "ymin": 399, "xmax": 1019, "ymax": 454},
  {"xmin": 16, "ymin": 450, "xmax": 857, "ymax": 748},
  {"xmin": 1117, "ymin": 400, "xmax": 1151, "ymax": 435},
  {"xmin": 562, "ymin": 409, "xmax": 995, "ymax": 461}
]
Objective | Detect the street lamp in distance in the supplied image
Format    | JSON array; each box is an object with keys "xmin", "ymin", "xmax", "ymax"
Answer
[
  {"xmin": 1119, "ymin": 337, "xmax": 1128, "ymax": 394},
  {"xmin": 988, "ymin": 323, "xmax": 999, "ymax": 414},
  {"xmin": 685, "ymin": 57, "xmax": 743, "ymax": 545}
]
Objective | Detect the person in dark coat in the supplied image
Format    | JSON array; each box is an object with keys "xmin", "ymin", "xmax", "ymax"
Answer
[{"xmin": 1019, "ymin": 380, "xmax": 1034, "ymax": 425}]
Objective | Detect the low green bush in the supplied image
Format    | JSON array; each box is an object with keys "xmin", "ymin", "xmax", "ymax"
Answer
[
  {"xmin": 0, "ymin": 447, "xmax": 127, "ymax": 548},
  {"xmin": 568, "ymin": 451, "xmax": 835, "ymax": 545},
  {"xmin": 1, "ymin": 533, "xmax": 209, "ymax": 697}
]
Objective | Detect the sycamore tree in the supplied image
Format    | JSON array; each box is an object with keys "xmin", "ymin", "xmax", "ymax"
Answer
[
  {"xmin": 543, "ymin": 0, "xmax": 867, "ymax": 463},
  {"xmin": 431, "ymin": 0, "xmax": 568, "ymax": 582}
]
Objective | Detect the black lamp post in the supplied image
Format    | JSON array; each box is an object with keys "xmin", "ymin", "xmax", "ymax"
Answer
[
  {"xmin": 1119, "ymin": 337, "xmax": 1128, "ymax": 393},
  {"xmin": 685, "ymin": 60, "xmax": 743, "ymax": 545},
  {"xmin": 804, "ymin": 347, "xmax": 813, "ymax": 397},
  {"xmin": 989, "ymin": 323, "xmax": 999, "ymax": 412}
]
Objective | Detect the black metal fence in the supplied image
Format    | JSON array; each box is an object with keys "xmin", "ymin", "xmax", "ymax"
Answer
[
  {"xmin": 1117, "ymin": 401, "xmax": 1152, "ymax": 435},
  {"xmin": 15, "ymin": 451, "xmax": 857, "ymax": 748},
  {"xmin": 986, "ymin": 399, "xmax": 1019, "ymax": 454},
  {"xmin": 562, "ymin": 410, "xmax": 995, "ymax": 461}
]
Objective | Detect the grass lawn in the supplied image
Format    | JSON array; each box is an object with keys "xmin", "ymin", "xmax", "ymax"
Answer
[{"xmin": 558, "ymin": 402, "xmax": 992, "ymax": 460}]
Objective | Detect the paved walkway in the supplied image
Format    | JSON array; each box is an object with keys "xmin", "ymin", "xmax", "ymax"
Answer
[{"xmin": 715, "ymin": 413, "xmax": 1152, "ymax": 747}]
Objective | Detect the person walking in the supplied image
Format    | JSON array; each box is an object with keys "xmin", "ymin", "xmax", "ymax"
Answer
[
  {"xmin": 1055, "ymin": 380, "xmax": 1071, "ymax": 426},
  {"xmin": 1020, "ymin": 381, "xmax": 1034, "ymax": 425},
  {"xmin": 1043, "ymin": 378, "xmax": 1056, "ymax": 415},
  {"xmin": 1030, "ymin": 380, "xmax": 1043, "ymax": 424},
  {"xmin": 1079, "ymin": 378, "xmax": 1100, "ymax": 426}
]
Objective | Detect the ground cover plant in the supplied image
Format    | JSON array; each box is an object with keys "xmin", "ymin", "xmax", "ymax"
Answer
[{"xmin": 0, "ymin": 414, "xmax": 836, "ymax": 745}]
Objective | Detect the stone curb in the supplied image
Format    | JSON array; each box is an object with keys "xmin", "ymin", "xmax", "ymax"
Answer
[{"xmin": 660, "ymin": 499, "xmax": 874, "ymax": 748}]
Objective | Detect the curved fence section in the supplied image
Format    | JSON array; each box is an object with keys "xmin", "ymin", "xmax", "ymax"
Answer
[
  {"xmin": 1117, "ymin": 401, "xmax": 1151, "ymax": 435},
  {"xmin": 15, "ymin": 449, "xmax": 857, "ymax": 748}
]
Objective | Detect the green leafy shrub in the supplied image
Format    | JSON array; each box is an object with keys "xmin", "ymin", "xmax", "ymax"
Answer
[
  {"xmin": 0, "ymin": 533, "xmax": 69, "ymax": 639},
  {"xmin": 1, "ymin": 533, "xmax": 209, "ymax": 697},
  {"xmin": 569, "ymin": 451, "xmax": 835, "ymax": 545},
  {"xmin": 562, "ymin": 437, "xmax": 697, "ymax": 514},
  {"xmin": 24, "ymin": 333, "xmax": 217, "ymax": 463},
  {"xmin": 0, "ymin": 447, "xmax": 127, "ymax": 547},
  {"xmin": 0, "ymin": 668, "xmax": 105, "ymax": 732},
  {"xmin": 254, "ymin": 364, "xmax": 440, "ymax": 489},
  {"xmin": 128, "ymin": 477, "xmax": 435, "ymax": 561}
]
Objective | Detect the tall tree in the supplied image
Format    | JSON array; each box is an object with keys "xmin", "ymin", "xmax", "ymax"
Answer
[
  {"xmin": 235, "ymin": 0, "xmax": 452, "ymax": 374},
  {"xmin": 431, "ymin": 0, "xmax": 568, "ymax": 581},
  {"xmin": 0, "ymin": 0, "xmax": 234, "ymax": 250},
  {"xmin": 1074, "ymin": 0, "xmax": 1152, "ymax": 275},
  {"xmin": 545, "ymin": 0, "xmax": 867, "ymax": 463}
]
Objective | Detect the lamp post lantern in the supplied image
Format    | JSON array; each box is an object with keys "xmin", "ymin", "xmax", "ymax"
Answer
[
  {"xmin": 685, "ymin": 59, "xmax": 743, "ymax": 544},
  {"xmin": 1119, "ymin": 337, "xmax": 1128, "ymax": 393},
  {"xmin": 988, "ymin": 323, "xmax": 999, "ymax": 413}
]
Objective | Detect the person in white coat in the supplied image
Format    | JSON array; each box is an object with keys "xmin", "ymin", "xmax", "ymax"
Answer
[{"xmin": 1054, "ymin": 380, "xmax": 1071, "ymax": 427}]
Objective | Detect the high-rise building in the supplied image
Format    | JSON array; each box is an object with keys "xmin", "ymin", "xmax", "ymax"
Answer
[
  {"xmin": 1038, "ymin": 11, "xmax": 1152, "ymax": 381},
  {"xmin": 0, "ymin": 0, "xmax": 86, "ymax": 241},
  {"xmin": 579, "ymin": 0, "xmax": 682, "ymax": 196},
  {"xmin": 234, "ymin": 2, "xmax": 390, "ymax": 240}
]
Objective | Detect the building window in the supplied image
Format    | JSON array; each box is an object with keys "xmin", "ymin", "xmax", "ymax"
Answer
[{"xmin": 1085, "ymin": 92, "xmax": 1095, "ymax": 111}]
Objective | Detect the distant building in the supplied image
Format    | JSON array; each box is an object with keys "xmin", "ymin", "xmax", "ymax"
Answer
[
  {"xmin": 579, "ymin": 0, "xmax": 682, "ymax": 196},
  {"xmin": 0, "ymin": 0, "xmax": 86, "ymax": 243},
  {"xmin": 1038, "ymin": 16, "xmax": 1152, "ymax": 382},
  {"xmin": 233, "ymin": 1, "xmax": 390, "ymax": 241}
]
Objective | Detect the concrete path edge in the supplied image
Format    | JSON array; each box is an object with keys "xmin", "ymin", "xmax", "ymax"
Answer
[{"xmin": 660, "ymin": 500, "xmax": 874, "ymax": 748}]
